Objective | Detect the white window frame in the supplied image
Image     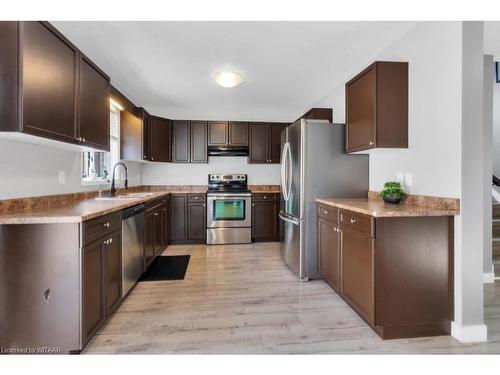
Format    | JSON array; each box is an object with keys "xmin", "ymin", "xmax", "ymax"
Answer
[{"xmin": 81, "ymin": 102, "xmax": 121, "ymax": 186}]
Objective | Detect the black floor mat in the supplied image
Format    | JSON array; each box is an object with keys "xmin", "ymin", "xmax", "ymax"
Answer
[{"xmin": 139, "ymin": 255, "xmax": 190, "ymax": 281}]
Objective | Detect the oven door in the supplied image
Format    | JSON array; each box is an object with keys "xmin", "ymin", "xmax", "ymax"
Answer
[{"xmin": 207, "ymin": 194, "xmax": 251, "ymax": 228}]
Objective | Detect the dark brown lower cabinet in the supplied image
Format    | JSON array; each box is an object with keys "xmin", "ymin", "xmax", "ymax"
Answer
[
  {"xmin": 82, "ymin": 238, "xmax": 106, "ymax": 346},
  {"xmin": 318, "ymin": 217, "xmax": 341, "ymax": 291},
  {"xmin": 170, "ymin": 193, "xmax": 206, "ymax": 244},
  {"xmin": 162, "ymin": 197, "xmax": 171, "ymax": 248},
  {"xmin": 251, "ymin": 193, "xmax": 279, "ymax": 242},
  {"xmin": 340, "ymin": 227, "xmax": 374, "ymax": 325},
  {"xmin": 153, "ymin": 209, "xmax": 163, "ymax": 256},
  {"xmin": 144, "ymin": 211, "xmax": 155, "ymax": 267},
  {"xmin": 105, "ymin": 231, "xmax": 122, "ymax": 314},
  {"xmin": 317, "ymin": 203, "xmax": 454, "ymax": 340}
]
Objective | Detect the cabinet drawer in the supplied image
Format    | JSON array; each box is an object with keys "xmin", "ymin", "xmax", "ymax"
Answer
[
  {"xmin": 339, "ymin": 209, "xmax": 374, "ymax": 237},
  {"xmin": 188, "ymin": 193, "xmax": 206, "ymax": 203},
  {"xmin": 252, "ymin": 193, "xmax": 277, "ymax": 202},
  {"xmin": 83, "ymin": 211, "xmax": 121, "ymax": 246},
  {"xmin": 317, "ymin": 204, "xmax": 338, "ymax": 224}
]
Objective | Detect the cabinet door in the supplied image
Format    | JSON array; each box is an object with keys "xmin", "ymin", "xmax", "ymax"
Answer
[
  {"xmin": 346, "ymin": 65, "xmax": 377, "ymax": 152},
  {"xmin": 120, "ymin": 109, "xmax": 143, "ymax": 161},
  {"xmin": 78, "ymin": 55, "xmax": 110, "ymax": 150},
  {"xmin": 171, "ymin": 194, "xmax": 188, "ymax": 241},
  {"xmin": 340, "ymin": 227, "xmax": 374, "ymax": 324},
  {"xmin": 22, "ymin": 22, "xmax": 77, "ymax": 142},
  {"xmin": 249, "ymin": 123, "xmax": 270, "ymax": 163},
  {"xmin": 252, "ymin": 201, "xmax": 278, "ymax": 241},
  {"xmin": 153, "ymin": 209, "xmax": 163, "ymax": 256},
  {"xmin": 142, "ymin": 110, "xmax": 152, "ymax": 161},
  {"xmin": 150, "ymin": 116, "xmax": 171, "ymax": 162},
  {"xmin": 190, "ymin": 121, "xmax": 208, "ymax": 163},
  {"xmin": 270, "ymin": 123, "xmax": 287, "ymax": 163},
  {"xmin": 82, "ymin": 239, "xmax": 106, "ymax": 345},
  {"xmin": 188, "ymin": 202, "xmax": 206, "ymax": 241},
  {"xmin": 208, "ymin": 121, "xmax": 228, "ymax": 146},
  {"xmin": 105, "ymin": 231, "xmax": 121, "ymax": 314},
  {"xmin": 144, "ymin": 212, "xmax": 155, "ymax": 267},
  {"xmin": 228, "ymin": 122, "xmax": 249, "ymax": 146},
  {"xmin": 172, "ymin": 120, "xmax": 190, "ymax": 162},
  {"xmin": 318, "ymin": 217, "xmax": 340, "ymax": 291},
  {"xmin": 162, "ymin": 200, "xmax": 170, "ymax": 248}
]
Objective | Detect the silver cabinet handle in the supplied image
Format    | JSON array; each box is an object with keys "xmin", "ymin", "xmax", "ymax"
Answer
[
  {"xmin": 154, "ymin": 213, "xmax": 159, "ymax": 216},
  {"xmin": 369, "ymin": 141, "xmax": 374, "ymax": 146},
  {"xmin": 203, "ymin": 204, "xmax": 206, "ymax": 207},
  {"xmin": 195, "ymin": 196, "xmax": 199, "ymax": 200},
  {"xmin": 144, "ymin": 155, "xmax": 147, "ymax": 159},
  {"xmin": 323, "ymin": 209, "xmax": 329, "ymax": 215},
  {"xmin": 82, "ymin": 138, "xmax": 86, "ymax": 142},
  {"xmin": 151, "ymin": 157, "xmax": 154, "ymax": 161},
  {"xmin": 350, "ymin": 218, "xmax": 356, "ymax": 224},
  {"xmin": 109, "ymin": 238, "xmax": 113, "ymax": 244}
]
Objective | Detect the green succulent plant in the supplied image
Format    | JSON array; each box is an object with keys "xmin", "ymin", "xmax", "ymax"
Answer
[{"xmin": 379, "ymin": 181, "xmax": 406, "ymax": 199}]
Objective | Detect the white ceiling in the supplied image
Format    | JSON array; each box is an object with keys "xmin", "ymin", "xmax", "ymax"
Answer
[{"xmin": 52, "ymin": 21, "xmax": 418, "ymax": 121}]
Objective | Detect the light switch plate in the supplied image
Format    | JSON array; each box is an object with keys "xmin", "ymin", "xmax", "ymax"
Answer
[{"xmin": 58, "ymin": 171, "xmax": 66, "ymax": 184}]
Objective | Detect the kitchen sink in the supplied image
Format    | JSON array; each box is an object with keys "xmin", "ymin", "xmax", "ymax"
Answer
[{"xmin": 94, "ymin": 192, "xmax": 155, "ymax": 200}]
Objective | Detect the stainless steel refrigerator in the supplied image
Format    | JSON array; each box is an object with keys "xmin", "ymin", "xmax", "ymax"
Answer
[{"xmin": 279, "ymin": 119, "xmax": 369, "ymax": 280}]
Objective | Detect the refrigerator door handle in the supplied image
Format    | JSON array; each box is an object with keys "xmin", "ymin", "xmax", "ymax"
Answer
[
  {"xmin": 285, "ymin": 142, "xmax": 293, "ymax": 201},
  {"xmin": 281, "ymin": 144, "xmax": 288, "ymax": 200},
  {"xmin": 279, "ymin": 211, "xmax": 300, "ymax": 225}
]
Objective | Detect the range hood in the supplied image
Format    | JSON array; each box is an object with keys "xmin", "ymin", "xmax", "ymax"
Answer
[{"xmin": 208, "ymin": 145, "xmax": 249, "ymax": 157}]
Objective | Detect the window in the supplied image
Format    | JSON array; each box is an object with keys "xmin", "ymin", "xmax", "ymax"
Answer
[{"xmin": 81, "ymin": 102, "xmax": 121, "ymax": 185}]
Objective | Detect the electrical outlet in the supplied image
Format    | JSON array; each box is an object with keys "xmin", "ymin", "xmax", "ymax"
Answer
[
  {"xmin": 58, "ymin": 171, "xmax": 66, "ymax": 185},
  {"xmin": 405, "ymin": 172, "xmax": 413, "ymax": 188}
]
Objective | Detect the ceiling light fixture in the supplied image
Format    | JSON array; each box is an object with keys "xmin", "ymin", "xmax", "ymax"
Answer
[{"xmin": 213, "ymin": 71, "xmax": 243, "ymax": 88}]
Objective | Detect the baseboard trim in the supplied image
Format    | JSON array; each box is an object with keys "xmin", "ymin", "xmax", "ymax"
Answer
[
  {"xmin": 483, "ymin": 272, "xmax": 495, "ymax": 284},
  {"xmin": 451, "ymin": 322, "xmax": 488, "ymax": 342}
]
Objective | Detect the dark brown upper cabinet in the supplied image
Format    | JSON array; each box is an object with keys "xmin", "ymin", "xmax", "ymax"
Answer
[
  {"xmin": 78, "ymin": 54, "xmax": 110, "ymax": 150},
  {"xmin": 207, "ymin": 121, "xmax": 228, "ymax": 146},
  {"xmin": 0, "ymin": 22, "xmax": 110, "ymax": 151},
  {"xmin": 297, "ymin": 108, "xmax": 333, "ymax": 122},
  {"xmin": 345, "ymin": 61, "xmax": 408, "ymax": 153},
  {"xmin": 150, "ymin": 116, "xmax": 172, "ymax": 162},
  {"xmin": 207, "ymin": 121, "xmax": 249, "ymax": 146},
  {"xmin": 249, "ymin": 122, "xmax": 287, "ymax": 164},
  {"xmin": 172, "ymin": 120, "xmax": 208, "ymax": 163}
]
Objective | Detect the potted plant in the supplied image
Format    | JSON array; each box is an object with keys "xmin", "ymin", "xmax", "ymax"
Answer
[{"xmin": 379, "ymin": 181, "xmax": 406, "ymax": 204}]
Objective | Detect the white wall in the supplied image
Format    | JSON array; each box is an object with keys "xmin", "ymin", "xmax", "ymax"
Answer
[
  {"xmin": 142, "ymin": 157, "xmax": 280, "ymax": 185},
  {"xmin": 0, "ymin": 138, "xmax": 143, "ymax": 200},
  {"xmin": 484, "ymin": 55, "xmax": 494, "ymax": 279},
  {"xmin": 315, "ymin": 22, "xmax": 463, "ymax": 198}
]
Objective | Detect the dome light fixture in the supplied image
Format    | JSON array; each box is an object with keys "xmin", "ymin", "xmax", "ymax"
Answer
[{"xmin": 213, "ymin": 71, "xmax": 243, "ymax": 88}]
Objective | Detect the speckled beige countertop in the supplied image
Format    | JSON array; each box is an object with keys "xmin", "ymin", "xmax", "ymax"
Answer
[
  {"xmin": 0, "ymin": 185, "xmax": 281, "ymax": 225},
  {"xmin": 316, "ymin": 198, "xmax": 459, "ymax": 218}
]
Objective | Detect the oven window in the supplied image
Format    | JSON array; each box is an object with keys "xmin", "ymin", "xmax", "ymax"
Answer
[{"xmin": 213, "ymin": 200, "xmax": 245, "ymax": 221}]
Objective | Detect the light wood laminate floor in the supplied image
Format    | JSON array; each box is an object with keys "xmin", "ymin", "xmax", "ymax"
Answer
[{"xmin": 84, "ymin": 243, "xmax": 500, "ymax": 354}]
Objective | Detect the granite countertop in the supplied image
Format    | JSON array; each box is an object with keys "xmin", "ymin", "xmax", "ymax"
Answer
[
  {"xmin": 0, "ymin": 191, "xmax": 175, "ymax": 224},
  {"xmin": 0, "ymin": 185, "xmax": 281, "ymax": 225},
  {"xmin": 315, "ymin": 198, "xmax": 460, "ymax": 218}
]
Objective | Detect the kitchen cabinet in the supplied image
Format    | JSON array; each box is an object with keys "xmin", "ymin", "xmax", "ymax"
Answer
[
  {"xmin": 318, "ymin": 216, "xmax": 341, "ymax": 292},
  {"xmin": 249, "ymin": 123, "xmax": 287, "ymax": 164},
  {"xmin": 144, "ymin": 211, "xmax": 155, "ymax": 266},
  {"xmin": 170, "ymin": 193, "xmax": 206, "ymax": 244},
  {"xmin": 161, "ymin": 197, "xmax": 171, "ymax": 248},
  {"xmin": 191, "ymin": 121, "xmax": 208, "ymax": 163},
  {"xmin": 340, "ymin": 226, "xmax": 375, "ymax": 325},
  {"xmin": 345, "ymin": 61, "xmax": 408, "ymax": 153},
  {"xmin": 78, "ymin": 54, "xmax": 110, "ymax": 150},
  {"xmin": 0, "ymin": 21, "xmax": 110, "ymax": 151},
  {"xmin": 145, "ymin": 198, "xmax": 170, "ymax": 266},
  {"xmin": 150, "ymin": 116, "xmax": 172, "ymax": 162},
  {"xmin": 172, "ymin": 121, "xmax": 208, "ymax": 163},
  {"xmin": 82, "ymin": 238, "xmax": 106, "ymax": 346},
  {"xmin": 300, "ymin": 107, "xmax": 333, "ymax": 122},
  {"xmin": 208, "ymin": 121, "xmax": 228, "ymax": 146},
  {"xmin": 316, "ymin": 203, "xmax": 454, "ymax": 339},
  {"xmin": 251, "ymin": 193, "xmax": 279, "ymax": 241},
  {"xmin": 105, "ymin": 231, "xmax": 122, "ymax": 315},
  {"xmin": 208, "ymin": 121, "xmax": 249, "ymax": 146}
]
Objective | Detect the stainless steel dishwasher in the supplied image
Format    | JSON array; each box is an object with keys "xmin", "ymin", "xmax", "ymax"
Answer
[{"xmin": 122, "ymin": 204, "xmax": 145, "ymax": 297}]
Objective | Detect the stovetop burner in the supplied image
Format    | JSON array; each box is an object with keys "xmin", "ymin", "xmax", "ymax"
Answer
[{"xmin": 207, "ymin": 174, "xmax": 248, "ymax": 194}]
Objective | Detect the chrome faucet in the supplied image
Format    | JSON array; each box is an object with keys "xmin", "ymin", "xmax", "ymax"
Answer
[{"xmin": 110, "ymin": 162, "xmax": 128, "ymax": 196}]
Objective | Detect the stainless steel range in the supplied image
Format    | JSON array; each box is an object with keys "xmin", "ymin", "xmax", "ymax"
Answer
[{"xmin": 206, "ymin": 174, "xmax": 252, "ymax": 245}]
